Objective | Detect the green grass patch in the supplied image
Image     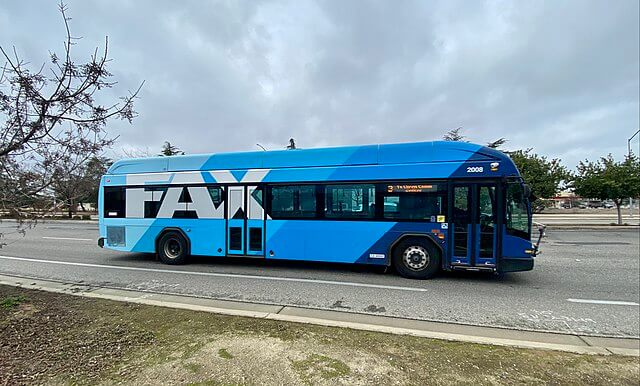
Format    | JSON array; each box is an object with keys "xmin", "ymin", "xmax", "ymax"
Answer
[
  {"xmin": 183, "ymin": 362, "xmax": 204, "ymax": 373},
  {"xmin": 218, "ymin": 348, "xmax": 233, "ymax": 360},
  {"xmin": 292, "ymin": 353, "xmax": 351, "ymax": 382},
  {"xmin": 1, "ymin": 295, "xmax": 27, "ymax": 309}
]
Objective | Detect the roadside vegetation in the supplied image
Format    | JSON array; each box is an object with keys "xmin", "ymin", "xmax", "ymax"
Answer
[{"xmin": 1, "ymin": 285, "xmax": 638, "ymax": 385}]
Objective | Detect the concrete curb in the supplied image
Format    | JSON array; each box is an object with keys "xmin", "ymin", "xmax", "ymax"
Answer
[{"xmin": 1, "ymin": 274, "xmax": 638, "ymax": 357}]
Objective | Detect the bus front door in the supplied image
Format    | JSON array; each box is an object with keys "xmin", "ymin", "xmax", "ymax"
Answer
[
  {"xmin": 226, "ymin": 185, "xmax": 265, "ymax": 256},
  {"xmin": 450, "ymin": 183, "xmax": 498, "ymax": 269}
]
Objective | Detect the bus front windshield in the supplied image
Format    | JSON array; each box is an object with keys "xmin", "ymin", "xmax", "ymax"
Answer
[{"xmin": 505, "ymin": 182, "xmax": 531, "ymax": 240}]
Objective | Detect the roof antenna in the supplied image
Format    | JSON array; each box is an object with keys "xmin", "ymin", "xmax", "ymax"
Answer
[{"xmin": 256, "ymin": 143, "xmax": 267, "ymax": 151}]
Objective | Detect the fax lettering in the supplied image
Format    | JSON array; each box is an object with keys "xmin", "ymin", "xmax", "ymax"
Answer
[
  {"xmin": 126, "ymin": 185, "xmax": 222, "ymax": 219},
  {"xmin": 123, "ymin": 170, "xmax": 268, "ymax": 219}
]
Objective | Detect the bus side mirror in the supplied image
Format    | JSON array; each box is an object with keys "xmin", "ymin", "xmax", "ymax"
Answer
[{"xmin": 533, "ymin": 223, "xmax": 546, "ymax": 256}]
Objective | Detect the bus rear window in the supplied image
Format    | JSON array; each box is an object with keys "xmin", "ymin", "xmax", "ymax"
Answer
[{"xmin": 104, "ymin": 187, "xmax": 125, "ymax": 218}]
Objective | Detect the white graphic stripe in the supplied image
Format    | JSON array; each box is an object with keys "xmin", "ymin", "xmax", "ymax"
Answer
[
  {"xmin": 241, "ymin": 169, "xmax": 269, "ymax": 183},
  {"xmin": 209, "ymin": 170, "xmax": 236, "ymax": 183}
]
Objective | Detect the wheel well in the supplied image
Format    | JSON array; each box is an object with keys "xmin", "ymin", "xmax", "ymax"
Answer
[
  {"xmin": 155, "ymin": 227, "xmax": 191, "ymax": 255},
  {"xmin": 388, "ymin": 234, "xmax": 443, "ymax": 266}
]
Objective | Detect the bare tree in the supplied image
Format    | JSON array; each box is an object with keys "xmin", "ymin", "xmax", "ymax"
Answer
[
  {"xmin": 52, "ymin": 155, "xmax": 111, "ymax": 217},
  {"xmin": 0, "ymin": 2, "xmax": 141, "ymax": 228}
]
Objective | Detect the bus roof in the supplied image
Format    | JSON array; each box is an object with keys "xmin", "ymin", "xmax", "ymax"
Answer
[{"xmin": 107, "ymin": 140, "xmax": 516, "ymax": 176}]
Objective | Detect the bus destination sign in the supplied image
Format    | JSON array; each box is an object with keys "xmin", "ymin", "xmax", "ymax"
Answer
[{"xmin": 387, "ymin": 184, "xmax": 436, "ymax": 193}]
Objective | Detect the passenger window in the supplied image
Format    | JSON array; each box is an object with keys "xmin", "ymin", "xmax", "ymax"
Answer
[
  {"xmin": 207, "ymin": 186, "xmax": 224, "ymax": 208},
  {"xmin": 325, "ymin": 184, "xmax": 375, "ymax": 219},
  {"xmin": 270, "ymin": 185, "xmax": 316, "ymax": 218},
  {"xmin": 144, "ymin": 187, "xmax": 167, "ymax": 218}
]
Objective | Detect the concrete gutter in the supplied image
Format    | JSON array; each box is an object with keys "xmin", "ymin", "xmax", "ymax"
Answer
[{"xmin": 1, "ymin": 274, "xmax": 638, "ymax": 357}]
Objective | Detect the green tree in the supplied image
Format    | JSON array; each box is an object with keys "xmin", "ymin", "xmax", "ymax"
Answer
[
  {"xmin": 443, "ymin": 127, "xmax": 466, "ymax": 142},
  {"xmin": 486, "ymin": 138, "xmax": 507, "ymax": 149},
  {"xmin": 573, "ymin": 154, "xmax": 640, "ymax": 225},
  {"xmin": 159, "ymin": 141, "xmax": 184, "ymax": 156},
  {"xmin": 509, "ymin": 149, "xmax": 569, "ymax": 212}
]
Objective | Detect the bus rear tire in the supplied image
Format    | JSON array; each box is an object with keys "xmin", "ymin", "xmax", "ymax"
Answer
[
  {"xmin": 157, "ymin": 231, "xmax": 189, "ymax": 265},
  {"xmin": 393, "ymin": 237, "xmax": 440, "ymax": 279}
]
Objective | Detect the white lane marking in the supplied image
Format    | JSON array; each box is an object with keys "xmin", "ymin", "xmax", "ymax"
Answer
[
  {"xmin": 42, "ymin": 237, "xmax": 93, "ymax": 241},
  {"xmin": 0, "ymin": 255, "xmax": 429, "ymax": 293},
  {"xmin": 567, "ymin": 298, "xmax": 639, "ymax": 306}
]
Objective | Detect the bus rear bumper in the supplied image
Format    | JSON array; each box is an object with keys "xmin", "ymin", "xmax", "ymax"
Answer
[{"xmin": 500, "ymin": 257, "xmax": 534, "ymax": 272}]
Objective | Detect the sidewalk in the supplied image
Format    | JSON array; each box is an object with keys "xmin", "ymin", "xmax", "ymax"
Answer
[{"xmin": 1, "ymin": 273, "xmax": 637, "ymax": 357}]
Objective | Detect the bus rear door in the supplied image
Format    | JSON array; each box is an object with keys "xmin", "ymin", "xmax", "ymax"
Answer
[{"xmin": 226, "ymin": 185, "xmax": 265, "ymax": 256}]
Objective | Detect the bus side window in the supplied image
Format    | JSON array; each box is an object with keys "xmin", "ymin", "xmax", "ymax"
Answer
[
  {"xmin": 325, "ymin": 184, "xmax": 375, "ymax": 219},
  {"xmin": 269, "ymin": 185, "xmax": 316, "ymax": 218},
  {"xmin": 207, "ymin": 186, "xmax": 224, "ymax": 208}
]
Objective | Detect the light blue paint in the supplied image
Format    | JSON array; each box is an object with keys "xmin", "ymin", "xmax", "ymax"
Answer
[{"xmin": 201, "ymin": 171, "xmax": 216, "ymax": 183}]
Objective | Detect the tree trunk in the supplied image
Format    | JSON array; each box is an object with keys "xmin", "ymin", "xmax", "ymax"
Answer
[
  {"xmin": 67, "ymin": 198, "xmax": 74, "ymax": 218},
  {"xmin": 615, "ymin": 201, "xmax": 622, "ymax": 225}
]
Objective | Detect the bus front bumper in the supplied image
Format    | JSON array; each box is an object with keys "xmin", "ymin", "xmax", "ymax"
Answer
[{"xmin": 500, "ymin": 257, "xmax": 534, "ymax": 272}]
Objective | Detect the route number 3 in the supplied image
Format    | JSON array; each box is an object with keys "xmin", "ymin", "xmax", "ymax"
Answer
[{"xmin": 466, "ymin": 166, "xmax": 484, "ymax": 173}]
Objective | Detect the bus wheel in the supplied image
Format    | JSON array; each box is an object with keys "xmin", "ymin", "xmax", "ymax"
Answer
[
  {"xmin": 393, "ymin": 238, "xmax": 440, "ymax": 279},
  {"xmin": 158, "ymin": 231, "xmax": 189, "ymax": 265}
]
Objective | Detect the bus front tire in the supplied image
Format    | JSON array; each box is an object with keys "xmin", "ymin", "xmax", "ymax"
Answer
[
  {"xmin": 393, "ymin": 238, "xmax": 440, "ymax": 279},
  {"xmin": 157, "ymin": 231, "xmax": 189, "ymax": 265}
]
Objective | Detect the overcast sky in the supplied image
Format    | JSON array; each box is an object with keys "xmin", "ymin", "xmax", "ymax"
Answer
[{"xmin": 1, "ymin": 0, "xmax": 638, "ymax": 168}]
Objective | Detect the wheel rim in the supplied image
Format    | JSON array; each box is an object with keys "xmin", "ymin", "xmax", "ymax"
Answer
[
  {"xmin": 403, "ymin": 245, "xmax": 429, "ymax": 271},
  {"xmin": 164, "ymin": 238, "xmax": 181, "ymax": 259}
]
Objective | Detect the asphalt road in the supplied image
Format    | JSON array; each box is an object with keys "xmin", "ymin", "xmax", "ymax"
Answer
[{"xmin": 0, "ymin": 220, "xmax": 638, "ymax": 337}]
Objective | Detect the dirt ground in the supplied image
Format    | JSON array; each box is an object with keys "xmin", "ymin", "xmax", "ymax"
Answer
[{"xmin": 1, "ymin": 285, "xmax": 639, "ymax": 385}]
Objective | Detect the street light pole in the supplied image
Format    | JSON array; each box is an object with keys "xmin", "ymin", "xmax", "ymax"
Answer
[{"xmin": 628, "ymin": 129, "xmax": 640, "ymax": 218}]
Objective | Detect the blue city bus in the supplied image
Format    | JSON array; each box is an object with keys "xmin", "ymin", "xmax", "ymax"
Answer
[{"xmin": 98, "ymin": 141, "xmax": 538, "ymax": 279}]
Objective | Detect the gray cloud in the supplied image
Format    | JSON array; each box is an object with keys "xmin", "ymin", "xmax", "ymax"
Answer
[{"xmin": 1, "ymin": 0, "xmax": 638, "ymax": 167}]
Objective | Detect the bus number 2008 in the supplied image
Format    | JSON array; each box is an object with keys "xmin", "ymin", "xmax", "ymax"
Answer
[{"xmin": 466, "ymin": 166, "xmax": 484, "ymax": 173}]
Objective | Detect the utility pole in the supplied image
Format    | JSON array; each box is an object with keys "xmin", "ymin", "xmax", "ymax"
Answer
[{"xmin": 628, "ymin": 129, "xmax": 640, "ymax": 218}]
